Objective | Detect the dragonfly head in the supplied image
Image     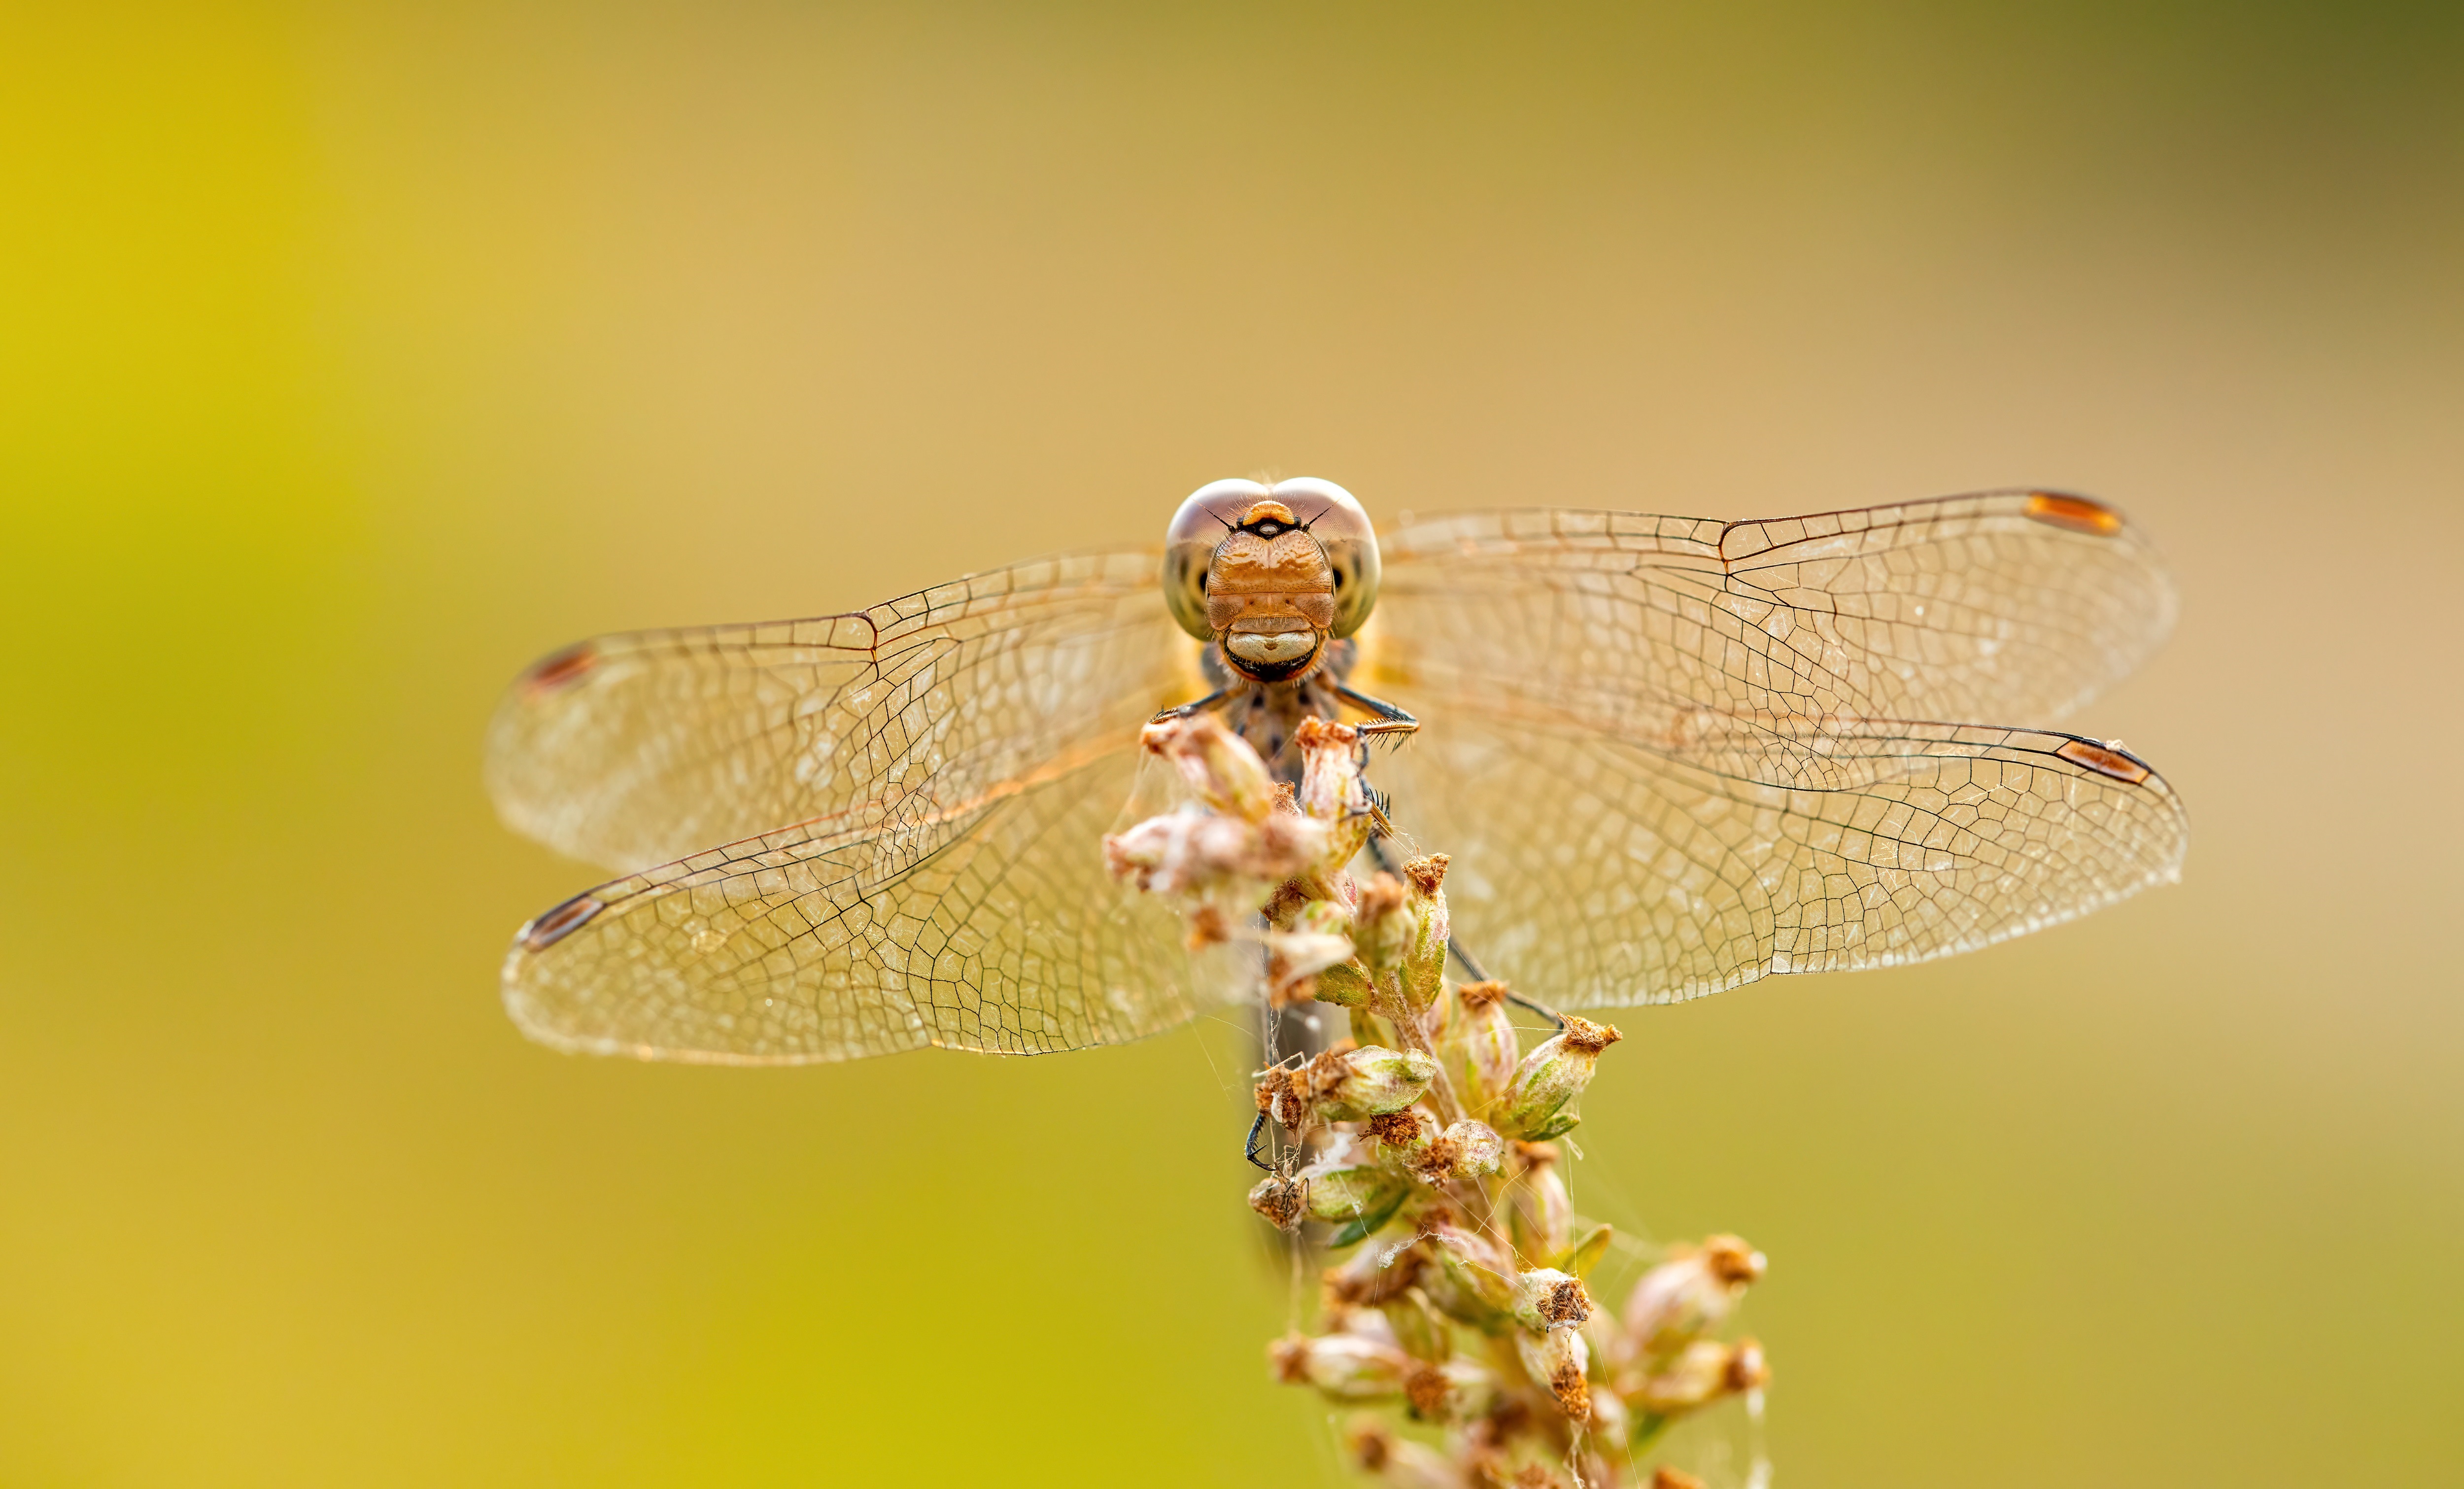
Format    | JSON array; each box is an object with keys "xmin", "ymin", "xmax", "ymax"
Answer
[{"xmin": 1164, "ymin": 477, "xmax": 1381, "ymax": 683}]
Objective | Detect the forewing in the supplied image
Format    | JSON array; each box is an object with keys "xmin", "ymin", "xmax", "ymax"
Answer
[
  {"xmin": 486, "ymin": 548, "xmax": 1196, "ymax": 871},
  {"xmin": 502, "ymin": 749, "xmax": 1233, "ymax": 1063},
  {"xmin": 1362, "ymin": 490, "xmax": 2175, "ymax": 733},
  {"xmin": 1378, "ymin": 713, "xmax": 2187, "ymax": 1007}
]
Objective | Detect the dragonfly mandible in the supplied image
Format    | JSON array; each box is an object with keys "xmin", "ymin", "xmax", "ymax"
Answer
[{"xmin": 486, "ymin": 478, "xmax": 2187, "ymax": 1064}]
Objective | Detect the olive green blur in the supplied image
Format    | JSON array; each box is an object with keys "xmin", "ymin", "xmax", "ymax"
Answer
[{"xmin": 3, "ymin": 3, "xmax": 2457, "ymax": 1485}]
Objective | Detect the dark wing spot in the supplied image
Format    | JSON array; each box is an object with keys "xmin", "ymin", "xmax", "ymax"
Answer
[
  {"xmin": 521, "ymin": 893, "xmax": 605, "ymax": 951},
  {"xmin": 2023, "ymin": 491, "xmax": 2124, "ymax": 537},
  {"xmin": 2056, "ymin": 737, "xmax": 2152, "ymax": 784},
  {"xmin": 523, "ymin": 643, "xmax": 598, "ymax": 697}
]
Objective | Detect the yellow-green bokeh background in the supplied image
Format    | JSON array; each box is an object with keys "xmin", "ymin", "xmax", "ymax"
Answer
[{"xmin": 5, "ymin": 4, "xmax": 2459, "ymax": 1484}]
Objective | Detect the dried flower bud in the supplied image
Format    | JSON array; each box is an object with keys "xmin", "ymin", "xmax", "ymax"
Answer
[
  {"xmin": 1350, "ymin": 872, "xmax": 1411, "ymax": 975},
  {"xmin": 1403, "ymin": 1356, "xmax": 1497, "ymax": 1424},
  {"xmin": 1298, "ymin": 1136, "xmax": 1412, "ymax": 1234},
  {"xmin": 1324, "ymin": 1229, "xmax": 1428, "ymax": 1308},
  {"xmin": 1344, "ymin": 1417, "xmax": 1461, "ymax": 1489},
  {"xmin": 1621, "ymin": 1235, "xmax": 1766, "ymax": 1360},
  {"xmin": 1435, "ymin": 1119, "xmax": 1504, "ymax": 1181},
  {"xmin": 1626, "ymin": 1337, "xmax": 1767, "ymax": 1416},
  {"xmin": 1494, "ymin": 1015, "xmax": 1622, "ymax": 1141},
  {"xmin": 1449, "ymin": 980, "xmax": 1523, "ymax": 1114},
  {"xmin": 1505, "ymin": 1143, "xmax": 1573, "ymax": 1264},
  {"xmin": 1270, "ymin": 1332, "xmax": 1416, "ymax": 1402},
  {"xmin": 1102, "ymin": 805, "xmax": 1327, "ymax": 900},
  {"xmin": 1650, "ymin": 1468, "xmax": 1707, "ymax": 1489},
  {"xmin": 1247, "ymin": 1172, "xmax": 1307, "ymax": 1231},
  {"xmin": 1515, "ymin": 1324, "xmax": 1593, "ymax": 1422},
  {"xmin": 1143, "ymin": 713, "xmax": 1279, "ymax": 822},
  {"xmin": 1265, "ymin": 924, "xmax": 1356, "ymax": 1007},
  {"xmin": 1398, "ymin": 855, "xmax": 1450, "ymax": 1013},
  {"xmin": 1422, "ymin": 1220, "xmax": 1518, "ymax": 1333},
  {"xmin": 1381, "ymin": 1286, "xmax": 1452, "ymax": 1364},
  {"xmin": 1510, "ymin": 1269, "xmax": 1595, "ymax": 1334},
  {"xmin": 1295, "ymin": 718, "xmax": 1374, "ymax": 870},
  {"xmin": 1315, "ymin": 1044, "xmax": 1439, "ymax": 1123},
  {"xmin": 1365, "ymin": 1107, "xmax": 1441, "ymax": 1162}
]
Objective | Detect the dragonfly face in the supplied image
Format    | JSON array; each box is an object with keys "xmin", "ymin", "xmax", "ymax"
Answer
[{"xmin": 1164, "ymin": 477, "xmax": 1381, "ymax": 684}]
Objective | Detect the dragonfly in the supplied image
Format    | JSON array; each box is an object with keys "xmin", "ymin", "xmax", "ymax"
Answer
[{"xmin": 486, "ymin": 478, "xmax": 2187, "ymax": 1065}]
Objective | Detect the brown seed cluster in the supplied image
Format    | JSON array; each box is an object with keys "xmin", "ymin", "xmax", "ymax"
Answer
[{"xmin": 1111, "ymin": 715, "xmax": 1771, "ymax": 1486}]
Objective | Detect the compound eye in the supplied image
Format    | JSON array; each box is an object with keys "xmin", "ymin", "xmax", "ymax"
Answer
[
  {"xmin": 1271, "ymin": 477, "xmax": 1381, "ymax": 638},
  {"xmin": 1162, "ymin": 479, "xmax": 1268, "ymax": 640}
]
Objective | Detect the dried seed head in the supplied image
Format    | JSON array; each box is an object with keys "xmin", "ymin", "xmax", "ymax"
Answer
[
  {"xmin": 1246, "ymin": 1172, "xmax": 1307, "ymax": 1231},
  {"xmin": 1342, "ymin": 1416, "xmax": 1460, "ymax": 1489},
  {"xmin": 1510, "ymin": 1269, "xmax": 1595, "ymax": 1334},
  {"xmin": 1701, "ymin": 1234, "xmax": 1767, "ymax": 1286},
  {"xmin": 1726, "ymin": 1337, "xmax": 1771, "ymax": 1393},
  {"xmin": 1102, "ymin": 805, "xmax": 1328, "ymax": 900},
  {"xmin": 1269, "ymin": 1331, "xmax": 1416, "ymax": 1402},
  {"xmin": 1627, "ymin": 1338, "xmax": 1764, "ymax": 1416},
  {"xmin": 1265, "ymin": 925, "xmax": 1356, "ymax": 1007},
  {"xmin": 1402, "ymin": 853, "xmax": 1450, "ymax": 896},
  {"xmin": 1514, "ymin": 1324, "xmax": 1593, "ymax": 1422},
  {"xmin": 1494, "ymin": 1016, "xmax": 1624, "ymax": 1141},
  {"xmin": 1620, "ymin": 1235, "xmax": 1765, "ymax": 1361},
  {"xmin": 1324, "ymin": 1231, "xmax": 1428, "ymax": 1308},
  {"xmin": 1652, "ymin": 1469, "xmax": 1708, "ymax": 1489},
  {"xmin": 1402, "ymin": 1357, "xmax": 1497, "ymax": 1425},
  {"xmin": 1142, "ymin": 713, "xmax": 1279, "ymax": 822},
  {"xmin": 1351, "ymin": 872, "xmax": 1411, "ymax": 973}
]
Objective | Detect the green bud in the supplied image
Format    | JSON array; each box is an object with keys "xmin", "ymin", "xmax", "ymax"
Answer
[
  {"xmin": 1398, "ymin": 855, "xmax": 1450, "ymax": 1013},
  {"xmin": 1449, "ymin": 981, "xmax": 1523, "ymax": 1116},
  {"xmin": 1505, "ymin": 1143, "xmax": 1573, "ymax": 1264},
  {"xmin": 1495, "ymin": 1015, "xmax": 1623, "ymax": 1141},
  {"xmin": 1294, "ymin": 718, "xmax": 1374, "ymax": 874},
  {"xmin": 1314, "ymin": 960, "xmax": 1373, "ymax": 1007},
  {"xmin": 1298, "ymin": 1136, "xmax": 1412, "ymax": 1237},
  {"xmin": 1314, "ymin": 1044, "xmax": 1438, "ymax": 1123},
  {"xmin": 1269, "ymin": 1331, "xmax": 1415, "ymax": 1402}
]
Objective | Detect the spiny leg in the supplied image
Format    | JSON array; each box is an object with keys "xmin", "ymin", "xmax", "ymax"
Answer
[{"xmin": 1333, "ymin": 681, "xmax": 1419, "ymax": 738}]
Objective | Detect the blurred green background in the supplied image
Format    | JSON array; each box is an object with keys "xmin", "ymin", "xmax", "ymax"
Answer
[{"xmin": 5, "ymin": 3, "xmax": 2459, "ymax": 1485}]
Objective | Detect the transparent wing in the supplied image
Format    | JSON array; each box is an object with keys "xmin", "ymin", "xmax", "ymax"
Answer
[
  {"xmin": 485, "ymin": 547, "xmax": 1198, "ymax": 872},
  {"xmin": 1360, "ymin": 490, "xmax": 2185, "ymax": 1006},
  {"xmin": 1378, "ymin": 712, "xmax": 2187, "ymax": 1007},
  {"xmin": 502, "ymin": 749, "xmax": 1239, "ymax": 1063},
  {"xmin": 1361, "ymin": 490, "xmax": 2175, "ymax": 733}
]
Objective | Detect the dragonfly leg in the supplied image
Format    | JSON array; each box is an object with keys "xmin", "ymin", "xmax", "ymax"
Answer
[
  {"xmin": 1332, "ymin": 682, "xmax": 1419, "ymax": 737},
  {"xmin": 1243, "ymin": 1109, "xmax": 1272, "ymax": 1171},
  {"xmin": 1151, "ymin": 686, "xmax": 1232, "ymax": 725}
]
